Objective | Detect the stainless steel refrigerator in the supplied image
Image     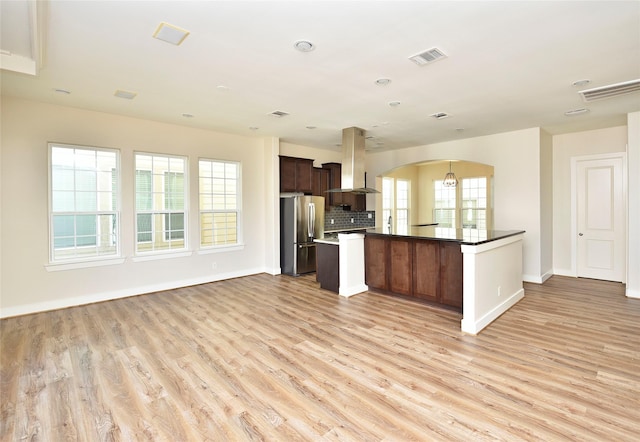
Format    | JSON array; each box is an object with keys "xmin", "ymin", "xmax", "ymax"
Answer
[{"xmin": 280, "ymin": 194, "xmax": 325, "ymax": 276}]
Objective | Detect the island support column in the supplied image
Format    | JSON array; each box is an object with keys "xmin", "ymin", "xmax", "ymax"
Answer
[
  {"xmin": 338, "ymin": 233, "xmax": 368, "ymax": 297},
  {"xmin": 460, "ymin": 233, "xmax": 525, "ymax": 334}
]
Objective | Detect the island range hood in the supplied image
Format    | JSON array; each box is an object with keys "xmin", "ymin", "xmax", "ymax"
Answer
[{"xmin": 326, "ymin": 127, "xmax": 379, "ymax": 194}]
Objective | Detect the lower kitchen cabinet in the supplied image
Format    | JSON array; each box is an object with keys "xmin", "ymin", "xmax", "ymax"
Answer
[
  {"xmin": 316, "ymin": 242, "xmax": 339, "ymax": 293},
  {"xmin": 364, "ymin": 235, "xmax": 463, "ymax": 310},
  {"xmin": 363, "ymin": 235, "xmax": 388, "ymax": 291},
  {"xmin": 389, "ymin": 238, "xmax": 412, "ymax": 296}
]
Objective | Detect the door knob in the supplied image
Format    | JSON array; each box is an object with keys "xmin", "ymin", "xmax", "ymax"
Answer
[{"xmin": 578, "ymin": 233, "xmax": 584, "ymax": 236}]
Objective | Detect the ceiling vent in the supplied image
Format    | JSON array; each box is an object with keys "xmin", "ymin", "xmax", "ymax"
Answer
[
  {"xmin": 409, "ymin": 47, "xmax": 447, "ymax": 66},
  {"xmin": 268, "ymin": 110, "xmax": 289, "ymax": 118},
  {"xmin": 430, "ymin": 112, "xmax": 450, "ymax": 120},
  {"xmin": 114, "ymin": 89, "xmax": 137, "ymax": 100},
  {"xmin": 578, "ymin": 79, "xmax": 640, "ymax": 102}
]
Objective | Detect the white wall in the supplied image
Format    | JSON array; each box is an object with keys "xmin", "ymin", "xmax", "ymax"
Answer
[
  {"xmin": 279, "ymin": 142, "xmax": 341, "ymax": 168},
  {"xmin": 552, "ymin": 126, "xmax": 628, "ymax": 276},
  {"xmin": 367, "ymin": 128, "xmax": 544, "ymax": 282},
  {"xmin": 0, "ymin": 97, "xmax": 275, "ymax": 317},
  {"xmin": 627, "ymin": 112, "xmax": 640, "ymax": 298},
  {"xmin": 539, "ymin": 130, "xmax": 554, "ymax": 281}
]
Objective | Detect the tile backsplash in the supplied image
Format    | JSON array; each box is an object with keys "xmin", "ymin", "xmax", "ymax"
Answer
[{"xmin": 324, "ymin": 206, "xmax": 375, "ymax": 231}]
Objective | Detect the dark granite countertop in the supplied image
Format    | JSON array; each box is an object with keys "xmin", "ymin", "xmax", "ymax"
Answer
[{"xmin": 365, "ymin": 226, "xmax": 525, "ymax": 246}]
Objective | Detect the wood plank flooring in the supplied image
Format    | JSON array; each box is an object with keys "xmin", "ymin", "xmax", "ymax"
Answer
[{"xmin": 1, "ymin": 274, "xmax": 639, "ymax": 441}]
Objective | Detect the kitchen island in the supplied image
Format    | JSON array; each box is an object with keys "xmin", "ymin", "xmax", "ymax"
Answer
[{"xmin": 365, "ymin": 226, "xmax": 525, "ymax": 334}]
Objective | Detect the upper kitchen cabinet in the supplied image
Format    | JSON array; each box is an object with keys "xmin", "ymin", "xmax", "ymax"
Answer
[
  {"xmin": 322, "ymin": 162, "xmax": 366, "ymax": 211},
  {"xmin": 312, "ymin": 167, "xmax": 331, "ymax": 209},
  {"xmin": 280, "ymin": 156, "xmax": 314, "ymax": 193}
]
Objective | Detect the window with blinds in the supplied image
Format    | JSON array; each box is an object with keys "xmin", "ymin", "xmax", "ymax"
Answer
[
  {"xmin": 199, "ymin": 159, "xmax": 240, "ymax": 247},
  {"xmin": 434, "ymin": 180, "xmax": 456, "ymax": 228},
  {"xmin": 49, "ymin": 144, "xmax": 120, "ymax": 262},
  {"xmin": 135, "ymin": 153, "xmax": 187, "ymax": 253}
]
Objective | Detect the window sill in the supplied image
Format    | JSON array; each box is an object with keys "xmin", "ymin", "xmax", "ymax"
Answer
[
  {"xmin": 46, "ymin": 257, "xmax": 125, "ymax": 272},
  {"xmin": 197, "ymin": 244, "xmax": 245, "ymax": 255},
  {"xmin": 132, "ymin": 250, "xmax": 193, "ymax": 262}
]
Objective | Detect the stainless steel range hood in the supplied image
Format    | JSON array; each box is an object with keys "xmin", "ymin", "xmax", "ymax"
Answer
[{"xmin": 326, "ymin": 127, "xmax": 379, "ymax": 194}]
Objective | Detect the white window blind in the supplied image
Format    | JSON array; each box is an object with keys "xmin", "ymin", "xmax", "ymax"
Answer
[
  {"xmin": 199, "ymin": 159, "xmax": 241, "ymax": 247},
  {"xmin": 135, "ymin": 153, "xmax": 187, "ymax": 253},
  {"xmin": 49, "ymin": 144, "xmax": 120, "ymax": 262}
]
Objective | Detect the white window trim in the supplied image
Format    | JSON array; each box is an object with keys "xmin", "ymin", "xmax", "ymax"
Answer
[
  {"xmin": 45, "ymin": 257, "xmax": 125, "ymax": 272},
  {"xmin": 48, "ymin": 143, "xmax": 121, "ymax": 265},
  {"xmin": 198, "ymin": 158, "xmax": 242, "ymax": 249},
  {"xmin": 134, "ymin": 152, "xmax": 188, "ymax": 256}
]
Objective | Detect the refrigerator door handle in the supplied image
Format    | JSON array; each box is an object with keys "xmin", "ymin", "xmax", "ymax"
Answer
[{"xmin": 308, "ymin": 203, "xmax": 315, "ymax": 238}]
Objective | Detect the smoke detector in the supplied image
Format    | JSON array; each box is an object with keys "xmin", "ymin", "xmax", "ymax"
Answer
[
  {"xmin": 409, "ymin": 47, "xmax": 447, "ymax": 66},
  {"xmin": 430, "ymin": 112, "xmax": 450, "ymax": 120},
  {"xmin": 578, "ymin": 79, "xmax": 640, "ymax": 102}
]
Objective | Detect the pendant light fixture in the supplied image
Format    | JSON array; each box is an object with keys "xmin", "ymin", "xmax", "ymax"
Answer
[{"xmin": 443, "ymin": 161, "xmax": 458, "ymax": 187}]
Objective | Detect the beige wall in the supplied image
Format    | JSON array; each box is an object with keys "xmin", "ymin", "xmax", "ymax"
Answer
[
  {"xmin": 0, "ymin": 97, "xmax": 275, "ymax": 316},
  {"xmin": 551, "ymin": 126, "xmax": 627, "ymax": 276}
]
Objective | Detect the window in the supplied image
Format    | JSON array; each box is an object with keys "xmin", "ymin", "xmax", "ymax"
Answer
[
  {"xmin": 396, "ymin": 179, "xmax": 409, "ymax": 235},
  {"xmin": 434, "ymin": 180, "xmax": 456, "ymax": 228},
  {"xmin": 135, "ymin": 153, "xmax": 187, "ymax": 253},
  {"xmin": 49, "ymin": 144, "xmax": 119, "ymax": 262},
  {"xmin": 199, "ymin": 159, "xmax": 240, "ymax": 247},
  {"xmin": 382, "ymin": 177, "xmax": 394, "ymax": 230},
  {"xmin": 461, "ymin": 177, "xmax": 487, "ymax": 229}
]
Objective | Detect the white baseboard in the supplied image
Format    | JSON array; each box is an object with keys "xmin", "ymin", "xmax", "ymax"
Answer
[
  {"xmin": 523, "ymin": 274, "xmax": 543, "ymax": 283},
  {"xmin": 553, "ymin": 268, "xmax": 576, "ymax": 277},
  {"xmin": 0, "ymin": 267, "xmax": 265, "ymax": 319},
  {"xmin": 627, "ymin": 288, "xmax": 640, "ymax": 299},
  {"xmin": 461, "ymin": 288, "xmax": 525, "ymax": 335},
  {"xmin": 339, "ymin": 284, "xmax": 368, "ymax": 298}
]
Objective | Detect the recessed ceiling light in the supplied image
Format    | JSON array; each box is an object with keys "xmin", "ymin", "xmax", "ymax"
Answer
[
  {"xmin": 430, "ymin": 112, "xmax": 450, "ymax": 119},
  {"xmin": 306, "ymin": 126, "xmax": 316, "ymax": 130},
  {"xmin": 153, "ymin": 22, "xmax": 190, "ymax": 46},
  {"xmin": 216, "ymin": 85, "xmax": 230, "ymax": 92},
  {"xmin": 268, "ymin": 110, "xmax": 289, "ymax": 117},
  {"xmin": 114, "ymin": 89, "xmax": 137, "ymax": 100},
  {"xmin": 293, "ymin": 40, "xmax": 315, "ymax": 52},
  {"xmin": 249, "ymin": 126, "xmax": 259, "ymax": 131},
  {"xmin": 53, "ymin": 88, "xmax": 71, "ymax": 95},
  {"xmin": 455, "ymin": 128, "xmax": 465, "ymax": 132},
  {"xmin": 182, "ymin": 113, "xmax": 194, "ymax": 118},
  {"xmin": 389, "ymin": 101, "xmax": 401, "ymax": 107},
  {"xmin": 564, "ymin": 108, "xmax": 589, "ymax": 116},
  {"xmin": 375, "ymin": 78, "xmax": 391, "ymax": 86},
  {"xmin": 572, "ymin": 79, "xmax": 591, "ymax": 87}
]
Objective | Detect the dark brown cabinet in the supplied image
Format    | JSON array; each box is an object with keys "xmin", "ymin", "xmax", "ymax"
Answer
[
  {"xmin": 321, "ymin": 162, "xmax": 366, "ymax": 211},
  {"xmin": 364, "ymin": 235, "xmax": 463, "ymax": 310},
  {"xmin": 364, "ymin": 235, "xmax": 388, "ymax": 291},
  {"xmin": 316, "ymin": 242, "xmax": 339, "ymax": 292},
  {"xmin": 389, "ymin": 238, "xmax": 412, "ymax": 296},
  {"xmin": 312, "ymin": 167, "xmax": 330, "ymax": 209},
  {"xmin": 280, "ymin": 156, "xmax": 313, "ymax": 193}
]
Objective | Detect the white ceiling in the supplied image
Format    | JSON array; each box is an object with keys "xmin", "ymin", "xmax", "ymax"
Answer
[{"xmin": 2, "ymin": 1, "xmax": 639, "ymax": 152}]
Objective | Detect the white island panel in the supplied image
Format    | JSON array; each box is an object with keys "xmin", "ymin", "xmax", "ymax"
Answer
[{"xmin": 460, "ymin": 233, "xmax": 525, "ymax": 334}]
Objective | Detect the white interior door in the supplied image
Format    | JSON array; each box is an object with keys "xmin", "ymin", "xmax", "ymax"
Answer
[{"xmin": 576, "ymin": 156, "xmax": 625, "ymax": 282}]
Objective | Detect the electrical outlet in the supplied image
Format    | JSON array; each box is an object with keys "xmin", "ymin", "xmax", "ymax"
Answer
[
  {"xmin": 368, "ymin": 213, "xmax": 372, "ymax": 219},
  {"xmin": 351, "ymin": 218, "xmax": 354, "ymax": 223},
  {"xmin": 212, "ymin": 262, "xmax": 218, "ymax": 270},
  {"xmin": 497, "ymin": 286, "xmax": 501, "ymax": 297},
  {"xmin": 331, "ymin": 219, "xmax": 334, "ymax": 224}
]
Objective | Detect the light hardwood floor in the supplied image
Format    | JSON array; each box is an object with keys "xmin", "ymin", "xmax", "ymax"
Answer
[{"xmin": 1, "ymin": 274, "xmax": 639, "ymax": 441}]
